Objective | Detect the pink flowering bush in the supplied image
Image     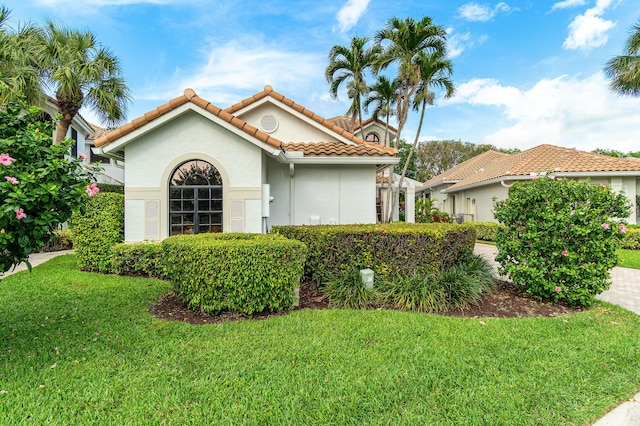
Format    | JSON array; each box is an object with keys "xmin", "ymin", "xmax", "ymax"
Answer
[
  {"xmin": 0, "ymin": 101, "xmax": 99, "ymax": 274},
  {"xmin": 494, "ymin": 175, "xmax": 630, "ymax": 307}
]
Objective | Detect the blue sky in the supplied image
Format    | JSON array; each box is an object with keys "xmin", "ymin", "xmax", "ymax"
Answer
[{"xmin": 8, "ymin": 0, "xmax": 640, "ymax": 152}]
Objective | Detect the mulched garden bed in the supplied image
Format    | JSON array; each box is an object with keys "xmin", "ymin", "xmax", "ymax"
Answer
[{"xmin": 148, "ymin": 280, "xmax": 582, "ymax": 325}]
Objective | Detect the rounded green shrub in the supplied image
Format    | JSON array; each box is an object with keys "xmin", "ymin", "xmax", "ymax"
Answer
[
  {"xmin": 494, "ymin": 175, "xmax": 630, "ymax": 307},
  {"xmin": 161, "ymin": 233, "xmax": 307, "ymax": 316}
]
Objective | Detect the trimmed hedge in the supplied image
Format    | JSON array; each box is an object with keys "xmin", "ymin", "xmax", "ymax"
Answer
[
  {"xmin": 71, "ymin": 192, "xmax": 124, "ymax": 272},
  {"xmin": 162, "ymin": 233, "xmax": 307, "ymax": 316},
  {"xmin": 271, "ymin": 223, "xmax": 476, "ymax": 283},
  {"xmin": 110, "ymin": 242, "xmax": 164, "ymax": 278},
  {"xmin": 41, "ymin": 229, "xmax": 73, "ymax": 252},
  {"xmin": 466, "ymin": 221, "xmax": 640, "ymax": 251},
  {"xmin": 97, "ymin": 183, "xmax": 124, "ymax": 194}
]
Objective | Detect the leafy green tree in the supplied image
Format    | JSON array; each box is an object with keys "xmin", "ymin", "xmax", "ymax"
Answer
[
  {"xmin": 325, "ymin": 36, "xmax": 381, "ymax": 132},
  {"xmin": 40, "ymin": 21, "xmax": 132, "ymax": 144},
  {"xmin": 494, "ymin": 175, "xmax": 630, "ymax": 307},
  {"xmin": 415, "ymin": 140, "xmax": 519, "ymax": 181},
  {"xmin": 0, "ymin": 100, "xmax": 97, "ymax": 275},
  {"xmin": 592, "ymin": 148, "xmax": 640, "ymax": 158},
  {"xmin": 363, "ymin": 75, "xmax": 400, "ymax": 147},
  {"xmin": 0, "ymin": 7, "xmax": 44, "ymax": 106},
  {"xmin": 394, "ymin": 140, "xmax": 418, "ymax": 179},
  {"xmin": 605, "ymin": 19, "xmax": 640, "ymax": 96},
  {"xmin": 375, "ymin": 16, "xmax": 448, "ymax": 222}
]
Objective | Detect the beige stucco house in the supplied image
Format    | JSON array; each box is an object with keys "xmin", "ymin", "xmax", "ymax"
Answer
[
  {"xmin": 92, "ymin": 86, "xmax": 399, "ymax": 242},
  {"xmin": 417, "ymin": 144, "xmax": 640, "ymax": 224}
]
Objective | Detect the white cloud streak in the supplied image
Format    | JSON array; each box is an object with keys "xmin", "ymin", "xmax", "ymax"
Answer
[
  {"xmin": 446, "ymin": 27, "xmax": 488, "ymax": 58},
  {"xmin": 442, "ymin": 72, "xmax": 640, "ymax": 152},
  {"xmin": 139, "ymin": 36, "xmax": 324, "ymax": 105},
  {"xmin": 550, "ymin": 0, "xmax": 587, "ymax": 12},
  {"xmin": 335, "ymin": 0, "xmax": 371, "ymax": 33},
  {"xmin": 458, "ymin": 2, "xmax": 511, "ymax": 22},
  {"xmin": 563, "ymin": 0, "xmax": 616, "ymax": 51}
]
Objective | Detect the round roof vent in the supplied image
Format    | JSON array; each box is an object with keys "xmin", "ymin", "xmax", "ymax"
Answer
[{"xmin": 260, "ymin": 114, "xmax": 278, "ymax": 133}]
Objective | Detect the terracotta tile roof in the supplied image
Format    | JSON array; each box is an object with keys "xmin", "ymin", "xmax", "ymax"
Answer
[
  {"xmin": 421, "ymin": 150, "xmax": 511, "ymax": 188},
  {"xmin": 446, "ymin": 144, "xmax": 640, "ymax": 191},
  {"xmin": 225, "ymin": 85, "xmax": 368, "ymax": 145},
  {"xmin": 327, "ymin": 116, "xmax": 399, "ymax": 134},
  {"xmin": 94, "ymin": 89, "xmax": 282, "ymax": 149},
  {"xmin": 87, "ymin": 123, "xmax": 108, "ymax": 140},
  {"xmin": 92, "ymin": 87, "xmax": 398, "ymax": 161},
  {"xmin": 283, "ymin": 142, "xmax": 396, "ymax": 156}
]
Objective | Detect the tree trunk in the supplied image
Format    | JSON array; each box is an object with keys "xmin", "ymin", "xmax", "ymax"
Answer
[
  {"xmin": 390, "ymin": 98, "xmax": 427, "ymax": 222},
  {"xmin": 54, "ymin": 101, "xmax": 80, "ymax": 145}
]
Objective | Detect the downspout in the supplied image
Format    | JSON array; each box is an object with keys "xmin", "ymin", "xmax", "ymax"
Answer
[
  {"xmin": 501, "ymin": 180, "xmax": 513, "ymax": 188},
  {"xmin": 289, "ymin": 163, "xmax": 295, "ymax": 225}
]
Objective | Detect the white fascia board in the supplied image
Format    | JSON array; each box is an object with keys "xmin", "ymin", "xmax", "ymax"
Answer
[
  {"xmin": 100, "ymin": 103, "xmax": 285, "ymax": 157},
  {"xmin": 234, "ymin": 97, "xmax": 361, "ymax": 146},
  {"xmin": 93, "ymin": 146, "xmax": 124, "ymax": 162},
  {"xmin": 284, "ymin": 156, "xmax": 400, "ymax": 166},
  {"xmin": 555, "ymin": 171, "xmax": 640, "ymax": 178}
]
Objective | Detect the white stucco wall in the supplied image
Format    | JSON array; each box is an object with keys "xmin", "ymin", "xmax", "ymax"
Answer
[
  {"xmin": 237, "ymin": 103, "xmax": 351, "ymax": 144},
  {"xmin": 122, "ymin": 110, "xmax": 263, "ymax": 241}
]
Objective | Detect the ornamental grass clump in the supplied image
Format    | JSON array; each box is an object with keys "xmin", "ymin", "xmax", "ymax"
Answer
[{"xmin": 493, "ymin": 174, "xmax": 630, "ymax": 307}]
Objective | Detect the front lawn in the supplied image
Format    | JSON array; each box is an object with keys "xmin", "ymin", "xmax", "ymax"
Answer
[
  {"xmin": 1, "ymin": 255, "xmax": 639, "ymax": 424},
  {"xmin": 618, "ymin": 249, "xmax": 640, "ymax": 269}
]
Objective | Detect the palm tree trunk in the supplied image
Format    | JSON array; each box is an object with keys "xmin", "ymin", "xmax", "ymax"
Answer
[
  {"xmin": 55, "ymin": 115, "xmax": 72, "ymax": 145},
  {"xmin": 390, "ymin": 98, "xmax": 427, "ymax": 221}
]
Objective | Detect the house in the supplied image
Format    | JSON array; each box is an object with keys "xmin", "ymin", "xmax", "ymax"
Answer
[
  {"xmin": 42, "ymin": 97, "xmax": 124, "ymax": 184},
  {"xmin": 417, "ymin": 144, "xmax": 640, "ymax": 224},
  {"xmin": 92, "ymin": 86, "xmax": 399, "ymax": 242}
]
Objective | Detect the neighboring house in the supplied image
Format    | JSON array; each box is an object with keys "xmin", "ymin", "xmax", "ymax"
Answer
[
  {"xmin": 417, "ymin": 144, "xmax": 640, "ymax": 224},
  {"xmin": 328, "ymin": 116, "xmax": 398, "ymax": 146},
  {"xmin": 92, "ymin": 86, "xmax": 399, "ymax": 242},
  {"xmin": 42, "ymin": 98, "xmax": 124, "ymax": 184}
]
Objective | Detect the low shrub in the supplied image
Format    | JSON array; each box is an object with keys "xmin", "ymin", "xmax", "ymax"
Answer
[
  {"xmin": 621, "ymin": 228, "xmax": 640, "ymax": 250},
  {"xmin": 494, "ymin": 175, "xmax": 630, "ymax": 307},
  {"xmin": 468, "ymin": 222, "xmax": 504, "ymax": 241},
  {"xmin": 71, "ymin": 192, "xmax": 124, "ymax": 272},
  {"xmin": 324, "ymin": 254, "xmax": 494, "ymax": 312},
  {"xmin": 110, "ymin": 242, "xmax": 164, "ymax": 278},
  {"xmin": 41, "ymin": 229, "xmax": 73, "ymax": 252},
  {"xmin": 162, "ymin": 233, "xmax": 307, "ymax": 316},
  {"xmin": 271, "ymin": 223, "xmax": 476, "ymax": 284},
  {"xmin": 323, "ymin": 267, "xmax": 380, "ymax": 309},
  {"xmin": 97, "ymin": 183, "xmax": 124, "ymax": 194}
]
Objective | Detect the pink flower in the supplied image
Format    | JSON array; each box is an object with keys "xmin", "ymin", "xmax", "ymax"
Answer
[
  {"xmin": 0, "ymin": 153, "xmax": 16, "ymax": 166},
  {"xmin": 4, "ymin": 176, "xmax": 18, "ymax": 185},
  {"xmin": 15, "ymin": 208, "xmax": 26, "ymax": 220},
  {"xmin": 602, "ymin": 223, "xmax": 610, "ymax": 230},
  {"xmin": 85, "ymin": 183, "xmax": 100, "ymax": 197},
  {"xmin": 561, "ymin": 251, "xmax": 569, "ymax": 257},
  {"xmin": 548, "ymin": 175, "xmax": 556, "ymax": 180},
  {"xmin": 555, "ymin": 286, "xmax": 562, "ymax": 292},
  {"xmin": 619, "ymin": 224, "xmax": 627, "ymax": 234},
  {"xmin": 78, "ymin": 152, "xmax": 88, "ymax": 160},
  {"xmin": 530, "ymin": 173, "xmax": 538, "ymax": 180},
  {"xmin": 601, "ymin": 184, "xmax": 607, "ymax": 189}
]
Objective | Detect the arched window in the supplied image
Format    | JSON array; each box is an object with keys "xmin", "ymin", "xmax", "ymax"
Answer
[
  {"xmin": 365, "ymin": 132, "xmax": 380, "ymax": 143},
  {"xmin": 169, "ymin": 160, "xmax": 223, "ymax": 235}
]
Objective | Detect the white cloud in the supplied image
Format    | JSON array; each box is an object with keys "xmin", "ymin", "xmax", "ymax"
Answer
[
  {"xmin": 442, "ymin": 72, "xmax": 640, "ymax": 152},
  {"xmin": 139, "ymin": 36, "xmax": 324, "ymax": 105},
  {"xmin": 563, "ymin": 0, "xmax": 616, "ymax": 51},
  {"xmin": 458, "ymin": 2, "xmax": 511, "ymax": 22},
  {"xmin": 446, "ymin": 27, "xmax": 488, "ymax": 58},
  {"xmin": 550, "ymin": 0, "xmax": 587, "ymax": 11},
  {"xmin": 334, "ymin": 0, "xmax": 371, "ymax": 33}
]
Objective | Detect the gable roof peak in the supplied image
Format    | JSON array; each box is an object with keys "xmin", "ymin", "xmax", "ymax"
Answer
[
  {"xmin": 264, "ymin": 85, "xmax": 273, "ymax": 93},
  {"xmin": 184, "ymin": 88, "xmax": 196, "ymax": 100}
]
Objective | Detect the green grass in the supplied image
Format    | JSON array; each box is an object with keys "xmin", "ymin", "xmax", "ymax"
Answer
[
  {"xmin": 1, "ymin": 255, "xmax": 639, "ymax": 425},
  {"xmin": 618, "ymin": 249, "xmax": 640, "ymax": 269}
]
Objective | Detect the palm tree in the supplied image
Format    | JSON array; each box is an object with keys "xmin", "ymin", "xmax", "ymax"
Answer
[
  {"xmin": 363, "ymin": 75, "xmax": 400, "ymax": 147},
  {"xmin": 375, "ymin": 17, "xmax": 447, "ymax": 140},
  {"xmin": 605, "ymin": 20, "xmax": 640, "ymax": 96},
  {"xmin": 0, "ymin": 7, "xmax": 44, "ymax": 106},
  {"xmin": 374, "ymin": 16, "xmax": 448, "ymax": 222},
  {"xmin": 325, "ymin": 36, "xmax": 381, "ymax": 132},
  {"xmin": 364, "ymin": 75, "xmax": 401, "ymax": 223},
  {"xmin": 395, "ymin": 50, "xmax": 455, "ymax": 211},
  {"xmin": 41, "ymin": 21, "xmax": 132, "ymax": 144}
]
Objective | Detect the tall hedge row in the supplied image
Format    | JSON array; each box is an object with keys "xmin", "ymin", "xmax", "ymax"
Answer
[
  {"xmin": 162, "ymin": 233, "xmax": 307, "ymax": 316},
  {"xmin": 71, "ymin": 192, "xmax": 124, "ymax": 272},
  {"xmin": 271, "ymin": 223, "xmax": 476, "ymax": 283}
]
